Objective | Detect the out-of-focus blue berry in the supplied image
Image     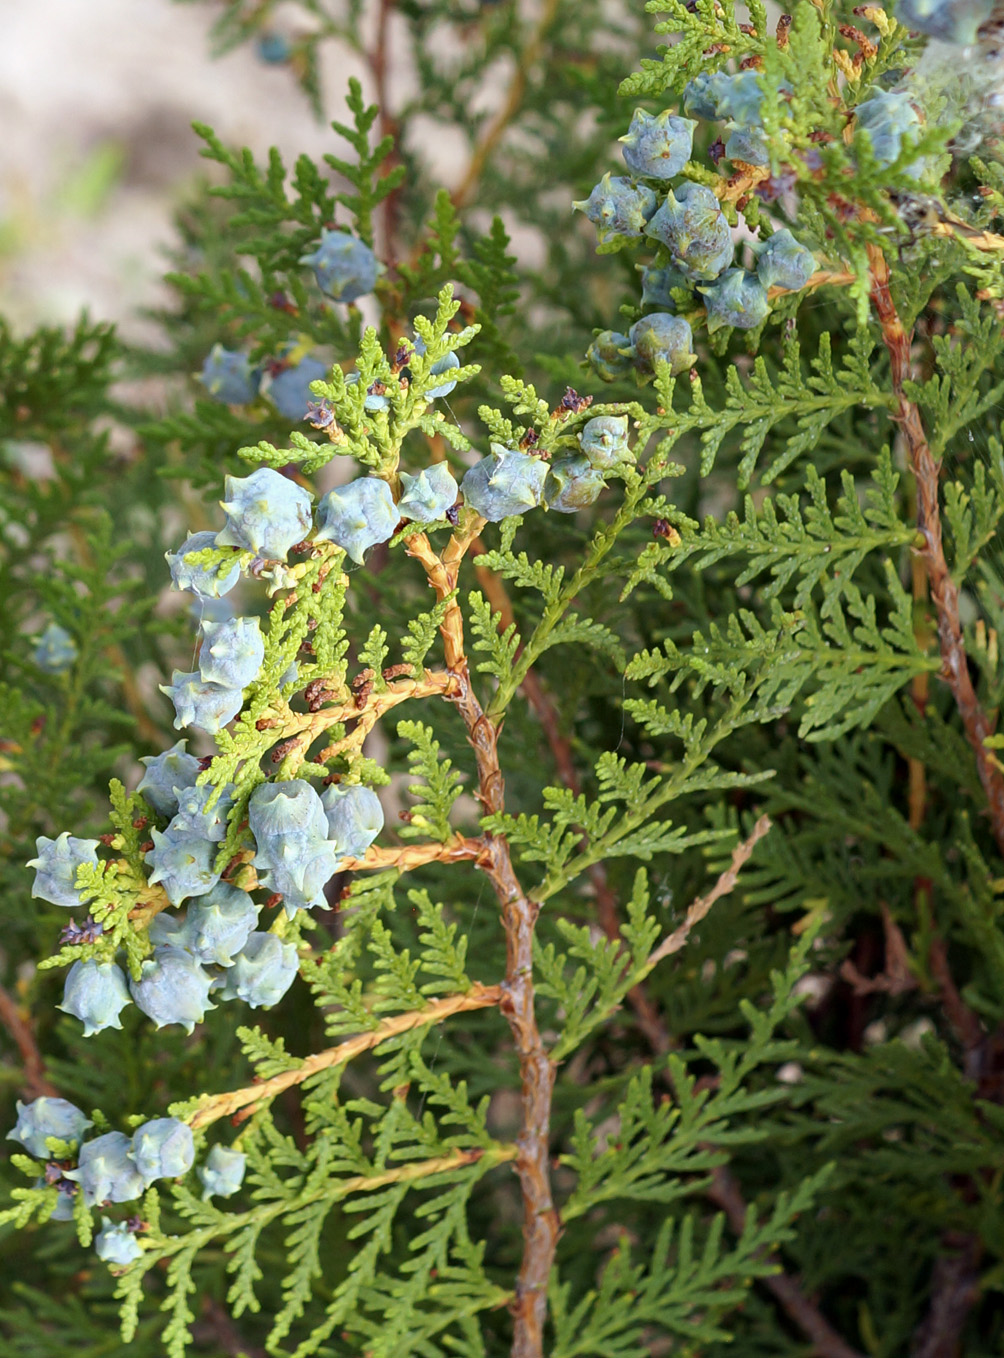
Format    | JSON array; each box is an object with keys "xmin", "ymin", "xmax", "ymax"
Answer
[
  {"xmin": 724, "ymin": 123, "xmax": 770, "ymax": 166},
  {"xmin": 95, "ymin": 1217, "xmax": 143, "ymax": 1266},
  {"xmin": 754, "ymin": 229, "xmax": 816, "ymax": 291},
  {"xmin": 629, "ymin": 313, "xmax": 696, "ymax": 377},
  {"xmin": 854, "ymin": 89, "xmax": 925, "ymax": 175},
  {"xmin": 699, "ymin": 268, "xmax": 771, "ymax": 332},
  {"xmin": 218, "ymin": 932, "xmax": 299, "ymax": 1008},
  {"xmin": 199, "ymin": 1144, "xmax": 246, "ymax": 1200},
  {"xmin": 620, "ymin": 109, "xmax": 697, "ymax": 180},
  {"xmin": 65, "ymin": 1131, "xmax": 145, "ymax": 1207},
  {"xmin": 586, "ymin": 331, "xmax": 635, "ymax": 382},
  {"xmin": 60, "ymin": 960, "xmax": 131, "ymax": 1037},
  {"xmin": 256, "ymin": 31, "xmax": 291, "ymax": 62},
  {"xmin": 7, "ymin": 1097, "xmax": 92, "ymax": 1158},
  {"xmin": 217, "ymin": 468, "xmax": 314, "ymax": 562},
  {"xmin": 544, "ymin": 455, "xmax": 607, "ymax": 513},
  {"xmin": 411, "ymin": 336, "xmax": 462, "ymax": 399},
  {"xmin": 146, "ymin": 826, "xmax": 220, "ymax": 907},
  {"xmin": 159, "ymin": 670, "xmax": 244, "ymax": 735},
  {"xmin": 27, "ymin": 833, "xmax": 100, "ymax": 909},
  {"xmin": 896, "ymin": 0, "xmax": 993, "ymax": 43},
  {"xmin": 130, "ymin": 946, "xmax": 215, "ymax": 1033},
  {"xmin": 397, "ymin": 464, "xmax": 459, "ymax": 523},
  {"xmin": 578, "ymin": 415, "xmax": 632, "ymax": 471},
  {"xmin": 249, "ymin": 779, "xmax": 329, "ymax": 847},
  {"xmin": 461, "ymin": 445, "xmax": 547, "ymax": 521},
  {"xmin": 300, "ymin": 229, "xmax": 380, "ymax": 303},
  {"xmin": 314, "ymin": 478, "xmax": 399, "ymax": 564},
  {"xmin": 183, "ymin": 883, "xmax": 259, "ymax": 966},
  {"xmin": 166, "ymin": 531, "xmax": 242, "ymax": 601},
  {"xmin": 321, "ymin": 784, "xmax": 384, "ymax": 859},
  {"xmin": 573, "ymin": 173, "xmax": 658, "ymax": 242},
  {"xmin": 712, "ymin": 70, "xmax": 773, "ymax": 125},
  {"xmin": 170, "ymin": 783, "xmax": 234, "ymax": 844},
  {"xmin": 639, "ymin": 264, "xmax": 689, "ymax": 311},
  {"xmin": 198, "ymin": 345, "xmax": 260, "ymax": 405},
  {"xmin": 198, "ymin": 617, "xmax": 264, "ymax": 690},
  {"xmin": 137, "ymin": 740, "xmax": 201, "ymax": 818},
  {"xmin": 645, "ymin": 182, "xmax": 734, "ymax": 282},
  {"xmin": 33, "ymin": 623, "xmax": 76, "ymax": 673},
  {"xmin": 48, "ymin": 1185, "xmax": 77, "ymax": 1221},
  {"xmin": 268, "ymin": 357, "xmax": 329, "ymax": 420},
  {"xmin": 682, "ymin": 70, "xmax": 728, "ymax": 120},
  {"xmin": 129, "ymin": 1118, "xmax": 195, "ymax": 1186}
]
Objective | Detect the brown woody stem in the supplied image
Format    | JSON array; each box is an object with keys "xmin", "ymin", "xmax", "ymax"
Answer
[
  {"xmin": 451, "ymin": 664, "xmax": 559, "ymax": 1358},
  {"xmin": 413, "ymin": 527, "xmax": 559, "ymax": 1357},
  {"xmin": 868, "ymin": 246, "xmax": 1004, "ymax": 860},
  {"xmin": 475, "ymin": 553, "xmax": 849, "ymax": 1355}
]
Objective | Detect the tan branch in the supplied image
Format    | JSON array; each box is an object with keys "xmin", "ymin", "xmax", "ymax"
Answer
[
  {"xmin": 449, "ymin": 0, "xmax": 563, "ymax": 212},
  {"xmin": 868, "ymin": 245, "xmax": 1004, "ymax": 860},
  {"xmin": 187, "ymin": 983, "xmax": 502, "ymax": 1130},
  {"xmin": 339, "ymin": 834, "xmax": 482, "ymax": 873},
  {"xmin": 283, "ymin": 669, "xmax": 460, "ymax": 771},
  {"xmin": 409, "ymin": 532, "xmax": 558, "ymax": 1358},
  {"xmin": 331, "ymin": 1143, "xmax": 518, "ymax": 1197},
  {"xmin": 645, "ymin": 815, "xmax": 773, "ymax": 970},
  {"xmin": 404, "ymin": 521, "xmax": 485, "ymax": 670}
]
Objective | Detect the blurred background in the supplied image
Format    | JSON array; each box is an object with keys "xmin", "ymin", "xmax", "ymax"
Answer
[{"xmin": 0, "ymin": 0, "xmax": 375, "ymax": 337}]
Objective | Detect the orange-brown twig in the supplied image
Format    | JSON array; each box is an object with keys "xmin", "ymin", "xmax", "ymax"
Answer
[{"xmin": 188, "ymin": 983, "xmax": 502, "ymax": 1130}]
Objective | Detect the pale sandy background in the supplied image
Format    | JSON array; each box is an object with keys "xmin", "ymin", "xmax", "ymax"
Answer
[{"xmin": 0, "ymin": 0, "xmax": 381, "ymax": 337}]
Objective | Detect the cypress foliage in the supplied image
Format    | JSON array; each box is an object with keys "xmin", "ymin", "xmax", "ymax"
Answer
[{"xmin": 2, "ymin": 2, "xmax": 1004, "ymax": 1354}]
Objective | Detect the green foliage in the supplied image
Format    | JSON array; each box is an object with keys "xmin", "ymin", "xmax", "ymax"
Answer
[{"xmin": 3, "ymin": 0, "xmax": 1004, "ymax": 1355}]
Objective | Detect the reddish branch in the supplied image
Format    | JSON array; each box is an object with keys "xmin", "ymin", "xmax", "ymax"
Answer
[
  {"xmin": 910, "ymin": 1235, "xmax": 982, "ymax": 1358},
  {"xmin": 0, "ymin": 981, "xmax": 57, "ymax": 1100},
  {"xmin": 450, "ymin": 664, "xmax": 559, "ymax": 1357},
  {"xmin": 869, "ymin": 246, "xmax": 1004, "ymax": 861},
  {"xmin": 707, "ymin": 1166, "xmax": 867, "ymax": 1358},
  {"xmin": 470, "ymin": 554, "xmax": 855, "ymax": 1357}
]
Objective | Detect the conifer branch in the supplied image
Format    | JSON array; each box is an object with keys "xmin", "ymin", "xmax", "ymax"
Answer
[
  {"xmin": 412, "ymin": 529, "xmax": 559, "ymax": 1358},
  {"xmin": 868, "ymin": 245, "xmax": 1004, "ymax": 860},
  {"xmin": 456, "ymin": 664, "xmax": 559, "ymax": 1358},
  {"xmin": 187, "ymin": 983, "xmax": 502, "ymax": 1129},
  {"xmin": 279, "ymin": 669, "xmax": 461, "ymax": 771},
  {"xmin": 475, "ymin": 546, "xmax": 672, "ymax": 1055},
  {"xmin": 405, "ymin": 520, "xmax": 486, "ymax": 669},
  {"xmin": 340, "ymin": 834, "xmax": 483, "ymax": 872}
]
